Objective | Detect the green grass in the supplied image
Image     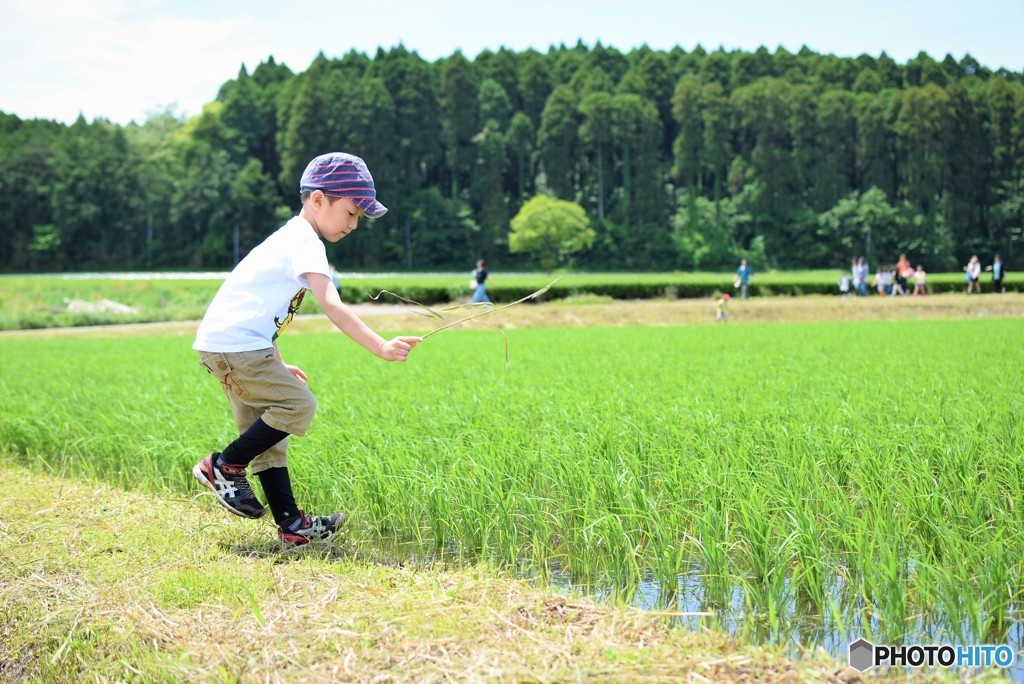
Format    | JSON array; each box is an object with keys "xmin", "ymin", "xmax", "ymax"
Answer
[
  {"xmin": 0, "ymin": 276, "xmax": 223, "ymax": 329},
  {"xmin": 2, "ymin": 319, "xmax": 1023, "ymax": 652}
]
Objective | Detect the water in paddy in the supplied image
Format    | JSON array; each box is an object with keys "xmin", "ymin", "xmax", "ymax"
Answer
[{"xmin": 340, "ymin": 528, "xmax": 1024, "ymax": 681}]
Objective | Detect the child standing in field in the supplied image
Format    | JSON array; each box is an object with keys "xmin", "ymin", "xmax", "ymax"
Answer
[
  {"xmin": 192, "ymin": 153, "xmax": 421, "ymax": 546},
  {"xmin": 912, "ymin": 265, "xmax": 927, "ymax": 296},
  {"xmin": 838, "ymin": 272, "xmax": 852, "ymax": 298},
  {"xmin": 871, "ymin": 267, "xmax": 891, "ymax": 296},
  {"xmin": 716, "ymin": 293, "xmax": 730, "ymax": 322}
]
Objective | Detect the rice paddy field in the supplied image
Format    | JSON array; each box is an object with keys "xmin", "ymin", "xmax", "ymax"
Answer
[{"xmin": 2, "ymin": 314, "xmax": 1023, "ymax": 671}]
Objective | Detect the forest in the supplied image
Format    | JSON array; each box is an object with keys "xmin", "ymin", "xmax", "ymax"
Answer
[{"xmin": 1, "ymin": 42, "xmax": 1022, "ymax": 273}]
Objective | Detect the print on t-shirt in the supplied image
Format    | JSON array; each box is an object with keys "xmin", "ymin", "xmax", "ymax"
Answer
[{"xmin": 273, "ymin": 288, "xmax": 306, "ymax": 340}]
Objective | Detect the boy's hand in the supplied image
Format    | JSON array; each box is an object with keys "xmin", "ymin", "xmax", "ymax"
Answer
[
  {"xmin": 379, "ymin": 336, "xmax": 422, "ymax": 362},
  {"xmin": 285, "ymin": 364, "xmax": 308, "ymax": 385}
]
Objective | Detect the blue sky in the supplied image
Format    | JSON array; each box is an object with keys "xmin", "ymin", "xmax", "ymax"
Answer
[{"xmin": 2, "ymin": 0, "xmax": 1021, "ymax": 125}]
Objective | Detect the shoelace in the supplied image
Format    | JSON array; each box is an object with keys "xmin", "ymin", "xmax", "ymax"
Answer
[
  {"xmin": 220, "ymin": 463, "xmax": 256, "ymax": 498},
  {"xmin": 233, "ymin": 477, "xmax": 255, "ymax": 499}
]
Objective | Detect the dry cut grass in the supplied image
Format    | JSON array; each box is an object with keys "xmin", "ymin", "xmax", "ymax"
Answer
[
  {"xmin": 3, "ymin": 292, "xmax": 1022, "ymax": 340},
  {"xmin": 0, "ymin": 465, "xmax": 986, "ymax": 683}
]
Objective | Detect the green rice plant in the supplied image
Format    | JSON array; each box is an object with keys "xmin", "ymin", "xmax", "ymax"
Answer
[
  {"xmin": 691, "ymin": 504, "xmax": 732, "ymax": 610},
  {"xmin": 2, "ymin": 318, "xmax": 1023, "ymax": 654},
  {"xmin": 785, "ymin": 508, "xmax": 828, "ymax": 609},
  {"xmin": 733, "ymin": 496, "xmax": 794, "ymax": 639}
]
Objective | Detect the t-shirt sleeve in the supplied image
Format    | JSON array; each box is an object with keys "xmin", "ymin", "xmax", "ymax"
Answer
[{"xmin": 286, "ymin": 237, "xmax": 331, "ymax": 284}]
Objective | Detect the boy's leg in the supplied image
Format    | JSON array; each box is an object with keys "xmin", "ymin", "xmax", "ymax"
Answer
[
  {"xmin": 213, "ymin": 349, "xmax": 318, "ymax": 441},
  {"xmin": 220, "ymin": 391, "xmax": 290, "ymax": 473},
  {"xmin": 219, "ymin": 418, "xmax": 289, "ymax": 468},
  {"xmin": 257, "ymin": 467, "xmax": 300, "ymax": 526},
  {"xmin": 196, "ymin": 349, "xmax": 317, "ymax": 519}
]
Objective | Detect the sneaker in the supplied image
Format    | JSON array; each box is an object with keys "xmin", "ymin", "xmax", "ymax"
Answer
[
  {"xmin": 279, "ymin": 510, "xmax": 348, "ymax": 547},
  {"xmin": 192, "ymin": 453, "xmax": 266, "ymax": 519}
]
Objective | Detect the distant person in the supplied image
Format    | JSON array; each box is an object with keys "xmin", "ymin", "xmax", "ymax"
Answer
[
  {"xmin": 890, "ymin": 266, "xmax": 907, "ymax": 297},
  {"xmin": 735, "ymin": 259, "xmax": 753, "ymax": 300},
  {"xmin": 912, "ymin": 265, "xmax": 927, "ymax": 296},
  {"xmin": 716, "ymin": 293, "xmax": 730, "ymax": 322},
  {"xmin": 894, "ymin": 253, "xmax": 912, "ymax": 297},
  {"xmin": 838, "ymin": 271, "xmax": 852, "ymax": 299},
  {"xmin": 853, "ymin": 257, "xmax": 870, "ymax": 297},
  {"xmin": 872, "ymin": 267, "xmax": 892, "ymax": 296},
  {"xmin": 964, "ymin": 255, "xmax": 982, "ymax": 294},
  {"xmin": 471, "ymin": 259, "xmax": 490, "ymax": 304},
  {"xmin": 192, "ymin": 152, "xmax": 421, "ymax": 547},
  {"xmin": 985, "ymin": 255, "xmax": 1006, "ymax": 293}
]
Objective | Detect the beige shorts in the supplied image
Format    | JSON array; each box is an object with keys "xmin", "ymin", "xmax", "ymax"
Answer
[{"xmin": 198, "ymin": 349, "xmax": 317, "ymax": 473}]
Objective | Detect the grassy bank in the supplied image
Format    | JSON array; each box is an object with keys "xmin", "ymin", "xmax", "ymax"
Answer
[
  {"xmin": 0, "ymin": 465, "xmax": 886, "ymax": 683},
  {"xmin": 3, "ymin": 270, "xmax": 1019, "ymax": 330},
  {"xmin": 4, "ymin": 292, "xmax": 1024, "ymax": 340}
]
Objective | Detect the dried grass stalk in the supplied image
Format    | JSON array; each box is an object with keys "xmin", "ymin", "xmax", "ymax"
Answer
[{"xmin": 368, "ymin": 278, "xmax": 561, "ymax": 365}]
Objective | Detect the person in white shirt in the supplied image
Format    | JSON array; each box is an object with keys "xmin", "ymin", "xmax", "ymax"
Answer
[
  {"xmin": 192, "ymin": 152, "xmax": 421, "ymax": 547},
  {"xmin": 964, "ymin": 255, "xmax": 982, "ymax": 294}
]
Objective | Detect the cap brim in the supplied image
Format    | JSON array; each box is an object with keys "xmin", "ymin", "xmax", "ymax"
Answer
[{"xmin": 360, "ymin": 199, "xmax": 388, "ymax": 219}]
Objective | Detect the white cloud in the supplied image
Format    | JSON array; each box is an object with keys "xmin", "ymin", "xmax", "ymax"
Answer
[{"xmin": 1, "ymin": 1, "xmax": 250, "ymax": 123}]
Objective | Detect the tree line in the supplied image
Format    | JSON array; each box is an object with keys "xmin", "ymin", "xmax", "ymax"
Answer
[{"xmin": 1, "ymin": 42, "xmax": 1022, "ymax": 274}]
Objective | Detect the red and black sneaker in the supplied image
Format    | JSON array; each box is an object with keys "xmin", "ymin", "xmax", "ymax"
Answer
[
  {"xmin": 279, "ymin": 510, "xmax": 348, "ymax": 547},
  {"xmin": 192, "ymin": 453, "xmax": 266, "ymax": 519}
]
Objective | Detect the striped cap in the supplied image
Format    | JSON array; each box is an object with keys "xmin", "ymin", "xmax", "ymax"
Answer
[{"xmin": 299, "ymin": 152, "xmax": 388, "ymax": 219}]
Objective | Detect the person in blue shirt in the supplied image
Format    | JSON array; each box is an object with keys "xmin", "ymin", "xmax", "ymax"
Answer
[
  {"xmin": 986, "ymin": 255, "xmax": 1006, "ymax": 293},
  {"xmin": 471, "ymin": 259, "xmax": 490, "ymax": 303},
  {"xmin": 735, "ymin": 259, "xmax": 754, "ymax": 300}
]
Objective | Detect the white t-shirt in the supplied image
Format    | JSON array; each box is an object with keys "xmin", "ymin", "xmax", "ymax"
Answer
[{"xmin": 193, "ymin": 216, "xmax": 331, "ymax": 352}]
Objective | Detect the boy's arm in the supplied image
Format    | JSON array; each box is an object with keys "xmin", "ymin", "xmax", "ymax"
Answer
[{"xmin": 305, "ymin": 272, "xmax": 421, "ymax": 362}]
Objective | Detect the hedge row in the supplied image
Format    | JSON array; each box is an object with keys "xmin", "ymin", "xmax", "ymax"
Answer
[{"xmin": 343, "ymin": 274, "xmax": 1021, "ymax": 306}]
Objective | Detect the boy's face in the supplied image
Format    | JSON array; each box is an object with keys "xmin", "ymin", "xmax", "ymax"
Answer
[{"xmin": 307, "ymin": 192, "xmax": 365, "ymax": 242}]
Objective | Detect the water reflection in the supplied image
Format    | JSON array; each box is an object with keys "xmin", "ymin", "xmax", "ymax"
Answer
[
  {"xmin": 335, "ymin": 528, "xmax": 1024, "ymax": 680},
  {"xmin": 581, "ymin": 566, "xmax": 1024, "ymax": 681}
]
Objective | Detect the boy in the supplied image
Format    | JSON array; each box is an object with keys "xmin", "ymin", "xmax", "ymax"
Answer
[
  {"xmin": 838, "ymin": 272, "xmax": 852, "ymax": 298},
  {"xmin": 192, "ymin": 152, "xmax": 421, "ymax": 546},
  {"xmin": 716, "ymin": 293, "xmax": 730, "ymax": 322}
]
